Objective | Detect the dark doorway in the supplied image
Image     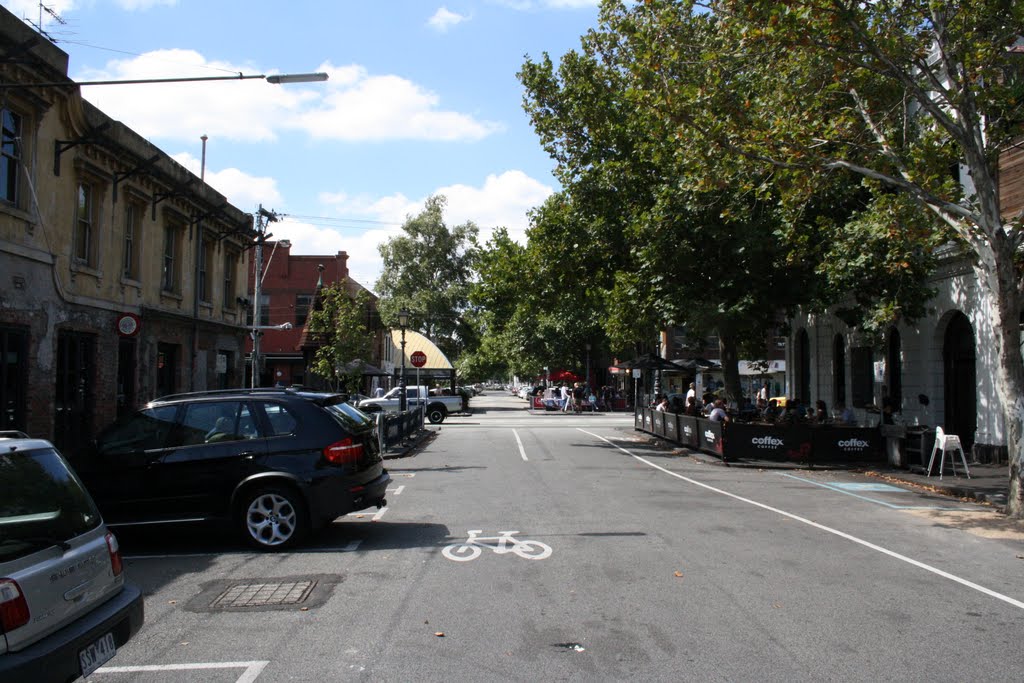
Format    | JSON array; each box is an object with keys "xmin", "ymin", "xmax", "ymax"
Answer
[
  {"xmin": 886, "ymin": 328, "xmax": 902, "ymax": 413},
  {"xmin": 117, "ymin": 338, "xmax": 137, "ymax": 418},
  {"xmin": 157, "ymin": 342, "xmax": 179, "ymax": 398},
  {"xmin": 0, "ymin": 326, "xmax": 28, "ymax": 430},
  {"xmin": 943, "ymin": 313, "xmax": 976, "ymax": 452},
  {"xmin": 55, "ymin": 330, "xmax": 96, "ymax": 451}
]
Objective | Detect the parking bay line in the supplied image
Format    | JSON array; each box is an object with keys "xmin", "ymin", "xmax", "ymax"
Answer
[
  {"xmin": 97, "ymin": 660, "xmax": 269, "ymax": 682},
  {"xmin": 780, "ymin": 473, "xmax": 979, "ymax": 510},
  {"xmin": 577, "ymin": 428, "xmax": 1024, "ymax": 612}
]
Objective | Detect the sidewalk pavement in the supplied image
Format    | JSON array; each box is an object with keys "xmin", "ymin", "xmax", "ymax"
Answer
[{"xmin": 685, "ymin": 449, "xmax": 1008, "ymax": 508}]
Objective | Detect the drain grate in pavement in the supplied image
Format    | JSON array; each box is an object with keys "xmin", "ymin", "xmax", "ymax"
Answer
[
  {"xmin": 210, "ymin": 580, "xmax": 316, "ymax": 608},
  {"xmin": 185, "ymin": 574, "xmax": 342, "ymax": 613}
]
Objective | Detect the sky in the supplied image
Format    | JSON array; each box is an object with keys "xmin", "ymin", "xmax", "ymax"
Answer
[{"xmin": 1, "ymin": 0, "xmax": 601, "ymax": 290}]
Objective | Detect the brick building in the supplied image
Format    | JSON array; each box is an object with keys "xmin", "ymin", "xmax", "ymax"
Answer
[{"xmin": 244, "ymin": 244, "xmax": 383, "ymax": 389}]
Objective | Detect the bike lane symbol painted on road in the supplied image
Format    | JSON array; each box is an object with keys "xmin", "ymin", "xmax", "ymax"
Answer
[{"xmin": 442, "ymin": 530, "xmax": 552, "ymax": 562}]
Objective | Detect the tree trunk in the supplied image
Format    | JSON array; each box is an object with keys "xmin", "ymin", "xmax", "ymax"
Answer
[
  {"xmin": 718, "ymin": 327, "xmax": 743, "ymax": 409},
  {"xmin": 980, "ymin": 246, "xmax": 1024, "ymax": 518}
]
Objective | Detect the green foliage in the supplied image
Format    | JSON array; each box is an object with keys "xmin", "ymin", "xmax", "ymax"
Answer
[
  {"xmin": 375, "ymin": 195, "xmax": 479, "ymax": 362},
  {"xmin": 305, "ymin": 281, "xmax": 373, "ymax": 392}
]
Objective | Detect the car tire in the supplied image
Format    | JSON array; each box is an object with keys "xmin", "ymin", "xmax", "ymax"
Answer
[
  {"xmin": 238, "ymin": 485, "xmax": 308, "ymax": 551},
  {"xmin": 427, "ymin": 405, "xmax": 447, "ymax": 424}
]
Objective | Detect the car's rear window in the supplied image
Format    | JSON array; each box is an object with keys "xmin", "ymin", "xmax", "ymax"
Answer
[
  {"xmin": 0, "ymin": 447, "xmax": 102, "ymax": 561},
  {"xmin": 325, "ymin": 401, "xmax": 375, "ymax": 430}
]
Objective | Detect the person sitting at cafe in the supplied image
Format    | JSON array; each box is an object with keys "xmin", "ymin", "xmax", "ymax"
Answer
[
  {"xmin": 708, "ymin": 398, "xmax": 730, "ymax": 423},
  {"xmin": 834, "ymin": 402, "xmax": 856, "ymax": 425},
  {"xmin": 777, "ymin": 398, "xmax": 806, "ymax": 424},
  {"xmin": 683, "ymin": 395, "xmax": 698, "ymax": 416},
  {"xmin": 813, "ymin": 399, "xmax": 828, "ymax": 423},
  {"xmin": 655, "ymin": 395, "xmax": 670, "ymax": 412}
]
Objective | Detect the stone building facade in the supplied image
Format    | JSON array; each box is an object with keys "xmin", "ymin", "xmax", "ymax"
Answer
[{"xmin": 0, "ymin": 8, "xmax": 253, "ymax": 450}]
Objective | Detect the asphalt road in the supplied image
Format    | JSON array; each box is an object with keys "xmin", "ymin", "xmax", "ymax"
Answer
[{"xmin": 100, "ymin": 392, "xmax": 1024, "ymax": 682}]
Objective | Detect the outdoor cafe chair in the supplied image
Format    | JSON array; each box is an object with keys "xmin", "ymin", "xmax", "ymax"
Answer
[{"xmin": 926, "ymin": 426, "xmax": 971, "ymax": 480}]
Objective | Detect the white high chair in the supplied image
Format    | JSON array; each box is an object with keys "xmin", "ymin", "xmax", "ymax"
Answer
[{"xmin": 926, "ymin": 426, "xmax": 971, "ymax": 480}]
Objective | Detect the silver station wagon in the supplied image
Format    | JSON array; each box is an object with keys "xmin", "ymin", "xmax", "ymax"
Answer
[{"xmin": 0, "ymin": 431, "xmax": 144, "ymax": 682}]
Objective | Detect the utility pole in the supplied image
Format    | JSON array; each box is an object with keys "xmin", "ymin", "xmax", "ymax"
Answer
[{"xmin": 251, "ymin": 205, "xmax": 278, "ymax": 388}]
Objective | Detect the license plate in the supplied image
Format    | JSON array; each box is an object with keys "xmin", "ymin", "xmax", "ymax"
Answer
[{"xmin": 79, "ymin": 632, "xmax": 116, "ymax": 677}]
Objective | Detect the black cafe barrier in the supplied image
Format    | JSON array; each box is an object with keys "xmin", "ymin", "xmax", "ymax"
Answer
[{"xmin": 636, "ymin": 408, "xmax": 882, "ymax": 464}]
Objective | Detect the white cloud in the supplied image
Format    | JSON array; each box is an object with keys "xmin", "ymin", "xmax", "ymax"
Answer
[
  {"xmin": 77, "ymin": 53, "xmax": 502, "ymax": 144},
  {"xmin": 79, "ymin": 50, "xmax": 317, "ymax": 143},
  {"xmin": 427, "ymin": 7, "xmax": 469, "ymax": 32},
  {"xmin": 294, "ymin": 62, "xmax": 503, "ymax": 142},
  {"xmin": 172, "ymin": 152, "xmax": 282, "ymax": 212},
  {"xmin": 434, "ymin": 170, "xmax": 552, "ymax": 244},
  {"xmin": 305, "ymin": 170, "xmax": 554, "ymax": 289}
]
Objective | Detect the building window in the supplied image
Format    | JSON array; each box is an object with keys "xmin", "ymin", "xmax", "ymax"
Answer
[
  {"xmin": 260, "ymin": 294, "xmax": 270, "ymax": 327},
  {"xmin": 122, "ymin": 201, "xmax": 142, "ymax": 280},
  {"xmin": 223, "ymin": 250, "xmax": 238, "ymax": 309},
  {"xmin": 198, "ymin": 238, "xmax": 215, "ymax": 303},
  {"xmin": 74, "ymin": 181, "xmax": 96, "ymax": 266},
  {"xmin": 1, "ymin": 109, "xmax": 21, "ymax": 206},
  {"xmin": 295, "ymin": 294, "xmax": 312, "ymax": 327},
  {"xmin": 162, "ymin": 224, "xmax": 183, "ymax": 293}
]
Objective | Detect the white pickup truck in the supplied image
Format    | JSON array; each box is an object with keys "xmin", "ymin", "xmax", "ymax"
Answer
[{"xmin": 357, "ymin": 385, "xmax": 464, "ymax": 424}]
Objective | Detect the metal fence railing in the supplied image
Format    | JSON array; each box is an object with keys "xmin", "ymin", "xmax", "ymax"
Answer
[{"xmin": 377, "ymin": 405, "xmax": 426, "ymax": 453}]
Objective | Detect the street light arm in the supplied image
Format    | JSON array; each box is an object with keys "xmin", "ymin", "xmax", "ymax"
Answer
[{"xmin": 0, "ymin": 72, "xmax": 330, "ymax": 89}]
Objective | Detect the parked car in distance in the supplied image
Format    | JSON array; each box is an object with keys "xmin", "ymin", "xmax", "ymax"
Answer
[
  {"xmin": 358, "ymin": 385, "xmax": 463, "ymax": 424},
  {"xmin": 69, "ymin": 388, "xmax": 391, "ymax": 551},
  {"xmin": 1, "ymin": 431, "xmax": 144, "ymax": 683}
]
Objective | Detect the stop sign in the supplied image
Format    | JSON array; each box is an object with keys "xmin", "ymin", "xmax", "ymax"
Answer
[{"xmin": 410, "ymin": 350, "xmax": 427, "ymax": 368}]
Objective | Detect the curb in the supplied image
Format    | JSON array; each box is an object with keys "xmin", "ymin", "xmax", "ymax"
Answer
[{"xmin": 383, "ymin": 428, "xmax": 435, "ymax": 459}]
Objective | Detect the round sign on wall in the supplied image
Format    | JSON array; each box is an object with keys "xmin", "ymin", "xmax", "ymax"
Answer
[
  {"xmin": 116, "ymin": 313, "xmax": 140, "ymax": 337},
  {"xmin": 410, "ymin": 350, "xmax": 427, "ymax": 368}
]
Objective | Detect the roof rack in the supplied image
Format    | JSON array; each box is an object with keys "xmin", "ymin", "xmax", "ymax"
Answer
[{"xmin": 153, "ymin": 386, "xmax": 300, "ymax": 402}]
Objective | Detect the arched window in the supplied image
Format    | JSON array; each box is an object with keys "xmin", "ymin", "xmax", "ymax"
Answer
[{"xmin": 833, "ymin": 334, "xmax": 846, "ymax": 408}]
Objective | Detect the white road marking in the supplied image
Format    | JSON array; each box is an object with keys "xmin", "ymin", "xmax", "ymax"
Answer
[
  {"xmin": 513, "ymin": 429, "xmax": 528, "ymax": 461},
  {"xmin": 578, "ymin": 428, "xmax": 1024, "ymax": 612},
  {"xmin": 346, "ymin": 507, "xmax": 388, "ymax": 521},
  {"xmin": 387, "ymin": 484, "xmax": 406, "ymax": 495},
  {"xmin": 97, "ymin": 660, "xmax": 269, "ymax": 682}
]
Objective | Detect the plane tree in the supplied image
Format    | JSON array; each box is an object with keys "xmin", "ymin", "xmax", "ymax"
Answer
[
  {"xmin": 518, "ymin": 4, "xmax": 863, "ymax": 404},
  {"xmin": 375, "ymin": 195, "xmax": 479, "ymax": 362}
]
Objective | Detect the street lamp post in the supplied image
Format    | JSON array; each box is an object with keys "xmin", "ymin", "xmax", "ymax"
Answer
[
  {"xmin": 251, "ymin": 206, "xmax": 279, "ymax": 388},
  {"xmin": 398, "ymin": 309, "xmax": 410, "ymax": 412}
]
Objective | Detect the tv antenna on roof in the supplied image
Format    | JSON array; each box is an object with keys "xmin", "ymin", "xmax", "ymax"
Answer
[{"xmin": 25, "ymin": 3, "xmax": 66, "ymax": 43}]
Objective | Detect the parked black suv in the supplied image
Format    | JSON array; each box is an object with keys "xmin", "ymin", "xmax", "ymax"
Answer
[{"xmin": 70, "ymin": 388, "xmax": 390, "ymax": 550}]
